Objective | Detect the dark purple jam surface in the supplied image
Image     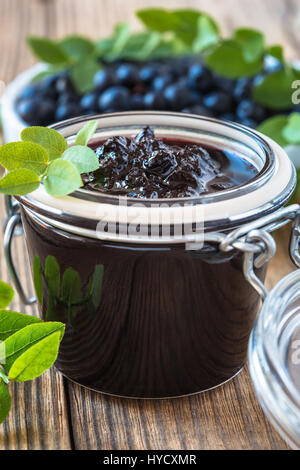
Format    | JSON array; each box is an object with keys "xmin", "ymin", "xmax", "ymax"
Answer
[{"xmin": 83, "ymin": 127, "xmax": 258, "ymax": 199}]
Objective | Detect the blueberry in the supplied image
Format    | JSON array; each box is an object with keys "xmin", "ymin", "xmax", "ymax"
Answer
[
  {"xmin": 236, "ymin": 117, "xmax": 258, "ymax": 128},
  {"xmin": 57, "ymin": 92, "xmax": 80, "ymax": 108},
  {"xmin": 236, "ymin": 99, "xmax": 267, "ymax": 123},
  {"xmin": 39, "ymin": 75, "xmax": 59, "ymax": 99},
  {"xmin": 164, "ymin": 82, "xmax": 190, "ymax": 110},
  {"xmin": 93, "ymin": 69, "xmax": 115, "ymax": 90},
  {"xmin": 17, "ymin": 98, "xmax": 55, "ymax": 125},
  {"xmin": 187, "ymin": 63, "xmax": 212, "ymax": 91},
  {"xmin": 144, "ymin": 91, "xmax": 166, "ymax": 110},
  {"xmin": 213, "ymin": 74, "xmax": 236, "ymax": 94},
  {"xmin": 264, "ymin": 55, "xmax": 283, "ymax": 74},
  {"xmin": 181, "ymin": 105, "xmax": 214, "ymax": 117},
  {"xmin": 18, "ymin": 83, "xmax": 41, "ymax": 101},
  {"xmin": 233, "ymin": 78, "xmax": 253, "ymax": 102},
  {"xmin": 98, "ymin": 86, "xmax": 131, "ymax": 111},
  {"xmin": 152, "ymin": 74, "xmax": 173, "ymax": 91},
  {"xmin": 130, "ymin": 94, "xmax": 145, "ymax": 110},
  {"xmin": 203, "ymin": 91, "xmax": 234, "ymax": 114},
  {"xmin": 139, "ymin": 63, "xmax": 159, "ymax": 83},
  {"xmin": 115, "ymin": 63, "xmax": 139, "ymax": 86},
  {"xmin": 56, "ymin": 76, "xmax": 75, "ymax": 94},
  {"xmin": 55, "ymin": 103, "xmax": 81, "ymax": 121},
  {"xmin": 219, "ymin": 112, "xmax": 236, "ymax": 122},
  {"xmin": 80, "ymin": 92, "xmax": 99, "ymax": 111}
]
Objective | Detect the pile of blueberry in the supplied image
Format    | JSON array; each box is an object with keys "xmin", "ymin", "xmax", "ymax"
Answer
[{"xmin": 16, "ymin": 55, "xmax": 283, "ymax": 129}]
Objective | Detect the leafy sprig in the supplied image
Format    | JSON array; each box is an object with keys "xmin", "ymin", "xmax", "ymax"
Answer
[
  {"xmin": 0, "ymin": 120, "xmax": 99, "ymax": 197},
  {"xmin": 26, "ymin": 7, "xmax": 298, "ymax": 110},
  {"xmin": 0, "ymin": 281, "xmax": 65, "ymax": 423}
]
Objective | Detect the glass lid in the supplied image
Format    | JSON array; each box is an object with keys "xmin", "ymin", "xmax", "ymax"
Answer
[{"xmin": 249, "ymin": 268, "xmax": 300, "ymax": 449}]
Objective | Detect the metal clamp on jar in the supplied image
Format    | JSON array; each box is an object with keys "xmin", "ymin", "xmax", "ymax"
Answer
[{"xmin": 2, "ymin": 113, "xmax": 300, "ymax": 446}]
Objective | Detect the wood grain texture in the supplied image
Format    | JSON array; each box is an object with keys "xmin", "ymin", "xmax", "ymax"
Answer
[{"xmin": 0, "ymin": 0, "xmax": 298, "ymax": 450}]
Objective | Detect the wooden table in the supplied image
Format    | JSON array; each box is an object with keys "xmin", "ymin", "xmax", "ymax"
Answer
[{"xmin": 0, "ymin": 0, "xmax": 298, "ymax": 450}]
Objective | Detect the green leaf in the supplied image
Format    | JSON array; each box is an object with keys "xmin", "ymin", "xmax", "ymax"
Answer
[
  {"xmin": 253, "ymin": 68, "xmax": 299, "ymax": 109},
  {"xmin": 27, "ymin": 36, "xmax": 69, "ymax": 65},
  {"xmin": 62, "ymin": 146, "xmax": 99, "ymax": 174},
  {"xmin": 282, "ymin": 113, "xmax": 300, "ymax": 144},
  {"xmin": 0, "ymin": 169, "xmax": 40, "ymax": 196},
  {"xmin": 0, "ymin": 310, "xmax": 41, "ymax": 341},
  {"xmin": 8, "ymin": 331, "xmax": 62, "ymax": 382},
  {"xmin": 205, "ymin": 39, "xmax": 263, "ymax": 78},
  {"xmin": 70, "ymin": 57, "xmax": 100, "ymax": 94},
  {"xmin": 175, "ymin": 9, "xmax": 219, "ymax": 46},
  {"xmin": 0, "ymin": 380, "xmax": 11, "ymax": 424},
  {"xmin": 59, "ymin": 35, "xmax": 95, "ymax": 60},
  {"xmin": 234, "ymin": 28, "xmax": 265, "ymax": 62},
  {"xmin": 44, "ymin": 255, "xmax": 60, "ymax": 297},
  {"xmin": 44, "ymin": 159, "xmax": 82, "ymax": 196},
  {"xmin": 95, "ymin": 37, "xmax": 115, "ymax": 57},
  {"xmin": 0, "ymin": 142, "xmax": 49, "ymax": 174},
  {"xmin": 21, "ymin": 127, "xmax": 68, "ymax": 161},
  {"xmin": 266, "ymin": 44, "xmax": 284, "ymax": 62},
  {"xmin": 75, "ymin": 120, "xmax": 98, "ymax": 146},
  {"xmin": 136, "ymin": 8, "xmax": 180, "ymax": 33},
  {"xmin": 193, "ymin": 15, "xmax": 219, "ymax": 52},
  {"xmin": 31, "ymin": 65, "xmax": 67, "ymax": 83},
  {"xmin": 108, "ymin": 23, "xmax": 131, "ymax": 59},
  {"xmin": 257, "ymin": 115, "xmax": 289, "ymax": 147},
  {"xmin": 4, "ymin": 322, "xmax": 65, "ymax": 372},
  {"xmin": 33, "ymin": 255, "xmax": 43, "ymax": 305},
  {"xmin": 0, "ymin": 368, "xmax": 9, "ymax": 385},
  {"xmin": 0, "ymin": 281, "xmax": 14, "ymax": 309},
  {"xmin": 118, "ymin": 32, "xmax": 162, "ymax": 61}
]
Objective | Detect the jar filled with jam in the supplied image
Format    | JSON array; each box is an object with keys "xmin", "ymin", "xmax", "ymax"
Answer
[{"xmin": 4, "ymin": 112, "xmax": 300, "ymax": 409}]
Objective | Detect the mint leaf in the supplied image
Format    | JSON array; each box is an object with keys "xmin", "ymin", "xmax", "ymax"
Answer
[
  {"xmin": 253, "ymin": 68, "xmax": 300, "ymax": 109},
  {"xmin": 70, "ymin": 57, "xmax": 100, "ymax": 94},
  {"xmin": 0, "ymin": 310, "xmax": 41, "ymax": 341},
  {"xmin": 59, "ymin": 35, "xmax": 95, "ymax": 60},
  {"xmin": 33, "ymin": 255, "xmax": 43, "ymax": 305},
  {"xmin": 27, "ymin": 36, "xmax": 69, "ymax": 65},
  {"xmin": 136, "ymin": 8, "xmax": 180, "ymax": 32},
  {"xmin": 205, "ymin": 40, "xmax": 263, "ymax": 78},
  {"xmin": 44, "ymin": 255, "xmax": 60, "ymax": 298},
  {"xmin": 62, "ymin": 146, "xmax": 99, "ymax": 174},
  {"xmin": 3, "ymin": 322, "xmax": 65, "ymax": 371},
  {"xmin": 0, "ymin": 281, "xmax": 14, "ymax": 309},
  {"xmin": 0, "ymin": 380, "xmax": 11, "ymax": 424},
  {"xmin": 61, "ymin": 268, "xmax": 81, "ymax": 304},
  {"xmin": 257, "ymin": 115, "xmax": 289, "ymax": 147},
  {"xmin": 21, "ymin": 127, "xmax": 68, "ymax": 161},
  {"xmin": 193, "ymin": 15, "xmax": 219, "ymax": 52},
  {"xmin": 234, "ymin": 28, "xmax": 265, "ymax": 62},
  {"xmin": 0, "ymin": 142, "xmax": 48, "ymax": 174},
  {"xmin": 8, "ymin": 331, "xmax": 62, "ymax": 382},
  {"xmin": 95, "ymin": 37, "xmax": 115, "ymax": 57},
  {"xmin": 44, "ymin": 159, "xmax": 82, "ymax": 196},
  {"xmin": 282, "ymin": 113, "xmax": 300, "ymax": 144},
  {"xmin": 0, "ymin": 169, "xmax": 40, "ymax": 195},
  {"xmin": 75, "ymin": 120, "xmax": 98, "ymax": 146}
]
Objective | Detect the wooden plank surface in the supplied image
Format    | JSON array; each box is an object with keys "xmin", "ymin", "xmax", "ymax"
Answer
[{"xmin": 0, "ymin": 0, "xmax": 299, "ymax": 450}]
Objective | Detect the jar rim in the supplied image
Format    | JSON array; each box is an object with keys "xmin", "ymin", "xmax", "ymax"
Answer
[{"xmin": 18, "ymin": 112, "xmax": 296, "ymax": 243}]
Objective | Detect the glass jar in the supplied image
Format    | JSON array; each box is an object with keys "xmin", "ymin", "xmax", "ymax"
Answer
[
  {"xmin": 249, "ymin": 269, "xmax": 300, "ymax": 449},
  {"xmin": 4, "ymin": 112, "xmax": 298, "ymax": 400}
]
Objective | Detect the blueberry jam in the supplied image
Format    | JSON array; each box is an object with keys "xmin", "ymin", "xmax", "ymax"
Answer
[{"xmin": 83, "ymin": 126, "xmax": 258, "ymax": 198}]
